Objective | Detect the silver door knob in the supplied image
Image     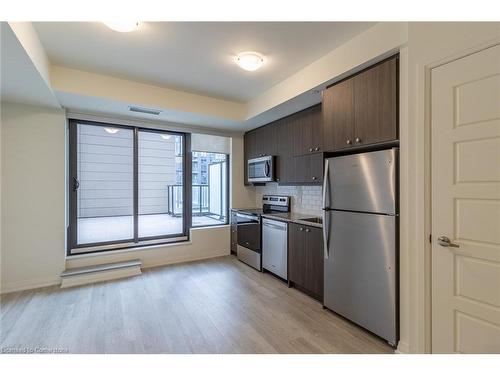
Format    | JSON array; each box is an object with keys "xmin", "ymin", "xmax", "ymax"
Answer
[
  {"xmin": 346, "ymin": 139, "xmax": 352, "ymax": 145},
  {"xmin": 355, "ymin": 137, "xmax": 361, "ymax": 143},
  {"xmin": 437, "ymin": 236, "xmax": 459, "ymax": 248}
]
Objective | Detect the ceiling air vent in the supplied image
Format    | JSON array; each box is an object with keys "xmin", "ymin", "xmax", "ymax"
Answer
[{"xmin": 128, "ymin": 106, "xmax": 162, "ymax": 116}]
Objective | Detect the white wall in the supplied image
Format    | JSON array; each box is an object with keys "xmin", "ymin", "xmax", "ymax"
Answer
[
  {"xmin": 0, "ymin": 102, "xmax": 254, "ymax": 293},
  {"xmin": 230, "ymin": 135, "xmax": 256, "ymax": 209},
  {"xmin": 1, "ymin": 102, "xmax": 67, "ymax": 292}
]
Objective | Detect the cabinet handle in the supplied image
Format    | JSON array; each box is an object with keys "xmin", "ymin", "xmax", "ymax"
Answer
[
  {"xmin": 312, "ymin": 176, "xmax": 317, "ymax": 181},
  {"xmin": 309, "ymin": 148, "xmax": 313, "ymax": 152},
  {"xmin": 305, "ymin": 228, "xmax": 310, "ymax": 233},
  {"xmin": 315, "ymin": 147, "xmax": 320, "ymax": 151},
  {"xmin": 299, "ymin": 227, "xmax": 304, "ymax": 231},
  {"xmin": 355, "ymin": 137, "xmax": 361, "ymax": 144},
  {"xmin": 276, "ymin": 178, "xmax": 280, "ymax": 182},
  {"xmin": 346, "ymin": 139, "xmax": 352, "ymax": 145}
]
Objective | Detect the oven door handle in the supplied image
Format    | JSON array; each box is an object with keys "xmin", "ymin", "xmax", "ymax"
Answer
[{"xmin": 236, "ymin": 213, "xmax": 259, "ymax": 222}]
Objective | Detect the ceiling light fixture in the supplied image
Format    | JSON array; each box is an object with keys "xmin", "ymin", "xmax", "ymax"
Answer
[
  {"xmin": 104, "ymin": 127, "xmax": 120, "ymax": 134},
  {"xmin": 235, "ymin": 52, "xmax": 265, "ymax": 72},
  {"xmin": 160, "ymin": 134, "xmax": 172, "ymax": 140},
  {"xmin": 103, "ymin": 21, "xmax": 140, "ymax": 33}
]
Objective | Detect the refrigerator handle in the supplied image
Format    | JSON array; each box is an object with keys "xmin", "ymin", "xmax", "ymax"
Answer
[{"xmin": 322, "ymin": 159, "xmax": 330, "ymax": 259}]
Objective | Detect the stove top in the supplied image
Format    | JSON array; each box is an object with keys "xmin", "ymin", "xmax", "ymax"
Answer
[
  {"xmin": 235, "ymin": 195, "xmax": 291, "ymax": 217},
  {"xmin": 235, "ymin": 208, "xmax": 264, "ymax": 216}
]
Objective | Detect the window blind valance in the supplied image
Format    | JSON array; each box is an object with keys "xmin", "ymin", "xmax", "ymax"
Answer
[{"xmin": 191, "ymin": 133, "xmax": 230, "ymax": 154}]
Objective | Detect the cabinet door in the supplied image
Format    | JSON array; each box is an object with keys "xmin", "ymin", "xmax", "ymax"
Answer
[
  {"xmin": 230, "ymin": 211, "xmax": 238, "ymax": 254},
  {"xmin": 251, "ymin": 125, "xmax": 277, "ymax": 157},
  {"xmin": 261, "ymin": 125, "xmax": 277, "ymax": 156},
  {"xmin": 322, "ymin": 79, "xmax": 355, "ymax": 151},
  {"xmin": 353, "ymin": 57, "xmax": 398, "ymax": 145},
  {"xmin": 245, "ymin": 130, "xmax": 259, "ymax": 159},
  {"xmin": 276, "ymin": 118, "xmax": 294, "ymax": 183},
  {"xmin": 291, "ymin": 154, "xmax": 323, "ymax": 184},
  {"xmin": 288, "ymin": 223, "xmax": 307, "ymax": 287},
  {"xmin": 293, "ymin": 105, "xmax": 323, "ymax": 156},
  {"xmin": 305, "ymin": 226, "xmax": 324, "ymax": 299},
  {"xmin": 292, "ymin": 110, "xmax": 310, "ymax": 156},
  {"xmin": 309, "ymin": 153, "xmax": 324, "ymax": 184},
  {"xmin": 309, "ymin": 105, "xmax": 323, "ymax": 154}
]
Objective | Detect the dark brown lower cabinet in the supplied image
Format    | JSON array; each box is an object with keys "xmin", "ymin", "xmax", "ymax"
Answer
[
  {"xmin": 230, "ymin": 211, "xmax": 238, "ymax": 254},
  {"xmin": 288, "ymin": 223, "xmax": 324, "ymax": 301}
]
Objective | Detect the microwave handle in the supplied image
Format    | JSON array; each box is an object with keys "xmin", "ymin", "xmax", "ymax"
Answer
[{"xmin": 264, "ymin": 161, "xmax": 270, "ymax": 177}]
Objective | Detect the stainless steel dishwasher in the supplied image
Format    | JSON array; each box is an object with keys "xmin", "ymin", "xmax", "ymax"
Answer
[{"xmin": 262, "ymin": 218, "xmax": 288, "ymax": 280}]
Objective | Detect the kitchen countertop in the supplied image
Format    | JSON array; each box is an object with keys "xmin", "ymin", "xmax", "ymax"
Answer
[
  {"xmin": 261, "ymin": 212, "xmax": 323, "ymax": 229},
  {"xmin": 231, "ymin": 208, "xmax": 323, "ymax": 228}
]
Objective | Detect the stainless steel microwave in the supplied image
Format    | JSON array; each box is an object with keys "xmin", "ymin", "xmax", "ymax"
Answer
[{"xmin": 248, "ymin": 156, "xmax": 275, "ymax": 183}]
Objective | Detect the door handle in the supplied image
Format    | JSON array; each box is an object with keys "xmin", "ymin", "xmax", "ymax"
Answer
[
  {"xmin": 72, "ymin": 177, "xmax": 80, "ymax": 192},
  {"xmin": 437, "ymin": 236, "xmax": 459, "ymax": 248},
  {"xmin": 322, "ymin": 159, "xmax": 330, "ymax": 259}
]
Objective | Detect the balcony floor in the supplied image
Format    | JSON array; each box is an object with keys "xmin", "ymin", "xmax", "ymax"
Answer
[{"xmin": 77, "ymin": 214, "xmax": 225, "ymax": 245}]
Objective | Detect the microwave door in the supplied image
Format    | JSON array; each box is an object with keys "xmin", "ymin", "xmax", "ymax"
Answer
[{"xmin": 248, "ymin": 156, "xmax": 274, "ymax": 182}]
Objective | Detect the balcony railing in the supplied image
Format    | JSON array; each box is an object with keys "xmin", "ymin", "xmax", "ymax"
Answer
[{"xmin": 167, "ymin": 184, "xmax": 211, "ymax": 217}]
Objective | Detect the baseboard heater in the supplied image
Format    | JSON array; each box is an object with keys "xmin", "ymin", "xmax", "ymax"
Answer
[{"xmin": 60, "ymin": 259, "xmax": 142, "ymax": 288}]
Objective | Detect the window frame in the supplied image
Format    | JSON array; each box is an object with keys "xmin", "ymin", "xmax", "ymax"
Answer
[
  {"xmin": 67, "ymin": 119, "xmax": 191, "ymax": 256},
  {"xmin": 190, "ymin": 152, "xmax": 230, "ymax": 229}
]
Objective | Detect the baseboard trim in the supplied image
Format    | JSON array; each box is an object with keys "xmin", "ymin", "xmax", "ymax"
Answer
[
  {"xmin": 1, "ymin": 252, "xmax": 229, "ymax": 294},
  {"xmin": 61, "ymin": 265, "xmax": 141, "ymax": 288},
  {"xmin": 395, "ymin": 340, "xmax": 410, "ymax": 354},
  {"xmin": 1, "ymin": 276, "xmax": 61, "ymax": 294}
]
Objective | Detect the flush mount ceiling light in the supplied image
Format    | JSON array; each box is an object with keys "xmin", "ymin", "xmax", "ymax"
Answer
[
  {"xmin": 160, "ymin": 134, "xmax": 172, "ymax": 140},
  {"xmin": 104, "ymin": 127, "xmax": 120, "ymax": 134},
  {"xmin": 103, "ymin": 21, "xmax": 140, "ymax": 33},
  {"xmin": 235, "ymin": 52, "xmax": 265, "ymax": 72}
]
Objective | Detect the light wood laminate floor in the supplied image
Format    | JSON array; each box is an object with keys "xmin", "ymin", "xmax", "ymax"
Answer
[{"xmin": 0, "ymin": 256, "xmax": 393, "ymax": 354}]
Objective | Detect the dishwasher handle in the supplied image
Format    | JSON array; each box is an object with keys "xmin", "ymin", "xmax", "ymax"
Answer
[{"xmin": 262, "ymin": 222, "xmax": 287, "ymax": 231}]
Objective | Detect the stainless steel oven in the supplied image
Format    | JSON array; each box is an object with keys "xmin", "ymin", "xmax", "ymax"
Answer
[
  {"xmin": 248, "ymin": 156, "xmax": 274, "ymax": 183},
  {"xmin": 235, "ymin": 212, "xmax": 261, "ymax": 270}
]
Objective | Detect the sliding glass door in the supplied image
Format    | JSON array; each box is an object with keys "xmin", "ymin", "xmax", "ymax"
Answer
[
  {"xmin": 68, "ymin": 119, "xmax": 189, "ymax": 255},
  {"xmin": 138, "ymin": 129, "xmax": 184, "ymax": 238}
]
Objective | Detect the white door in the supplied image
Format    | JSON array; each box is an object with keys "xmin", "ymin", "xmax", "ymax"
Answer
[{"xmin": 431, "ymin": 44, "xmax": 500, "ymax": 353}]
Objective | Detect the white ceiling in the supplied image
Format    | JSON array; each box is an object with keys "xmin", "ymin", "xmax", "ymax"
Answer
[{"xmin": 33, "ymin": 22, "xmax": 374, "ymax": 102}]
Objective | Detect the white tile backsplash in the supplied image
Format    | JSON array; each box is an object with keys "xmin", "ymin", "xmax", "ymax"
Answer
[{"xmin": 255, "ymin": 183, "xmax": 323, "ymax": 216}]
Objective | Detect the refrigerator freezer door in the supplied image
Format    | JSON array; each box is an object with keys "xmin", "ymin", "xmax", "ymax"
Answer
[
  {"xmin": 327, "ymin": 148, "xmax": 397, "ymax": 214},
  {"xmin": 324, "ymin": 210, "xmax": 397, "ymax": 344}
]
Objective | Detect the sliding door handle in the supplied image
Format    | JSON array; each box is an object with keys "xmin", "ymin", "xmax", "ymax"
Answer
[{"xmin": 72, "ymin": 177, "xmax": 80, "ymax": 192}]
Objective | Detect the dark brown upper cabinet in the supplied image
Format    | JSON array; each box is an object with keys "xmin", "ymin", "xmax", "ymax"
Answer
[
  {"xmin": 323, "ymin": 55, "xmax": 398, "ymax": 151},
  {"xmin": 244, "ymin": 130, "xmax": 258, "ymax": 160},
  {"xmin": 245, "ymin": 105, "xmax": 323, "ymax": 185},
  {"xmin": 353, "ymin": 56, "xmax": 398, "ymax": 145},
  {"xmin": 291, "ymin": 154, "xmax": 323, "ymax": 184},
  {"xmin": 276, "ymin": 118, "xmax": 294, "ymax": 184},
  {"xmin": 253, "ymin": 125, "xmax": 277, "ymax": 158},
  {"xmin": 323, "ymin": 79, "xmax": 355, "ymax": 151},
  {"xmin": 292, "ymin": 104, "xmax": 323, "ymax": 156}
]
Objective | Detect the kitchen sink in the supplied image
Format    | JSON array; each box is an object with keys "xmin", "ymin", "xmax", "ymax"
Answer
[{"xmin": 299, "ymin": 217, "xmax": 322, "ymax": 224}]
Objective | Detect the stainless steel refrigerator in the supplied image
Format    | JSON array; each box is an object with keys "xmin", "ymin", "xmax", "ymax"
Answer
[{"xmin": 322, "ymin": 148, "xmax": 398, "ymax": 346}]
